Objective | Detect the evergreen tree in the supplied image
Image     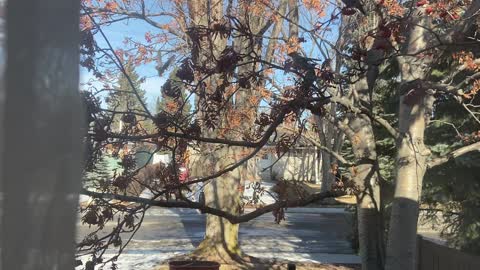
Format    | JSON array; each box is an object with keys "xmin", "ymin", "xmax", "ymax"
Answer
[
  {"xmin": 422, "ymin": 98, "xmax": 480, "ymax": 254},
  {"xmin": 336, "ymin": 56, "xmax": 480, "ymax": 256},
  {"xmin": 83, "ymin": 155, "xmax": 121, "ymax": 190},
  {"xmin": 107, "ymin": 63, "xmax": 147, "ymax": 131},
  {"xmin": 370, "ymin": 59, "xmax": 480, "ymax": 255}
]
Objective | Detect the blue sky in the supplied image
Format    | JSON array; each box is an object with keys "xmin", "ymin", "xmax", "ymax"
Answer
[
  {"xmin": 80, "ymin": 1, "xmax": 341, "ymax": 110},
  {"xmin": 80, "ymin": 8, "xmax": 171, "ymax": 110}
]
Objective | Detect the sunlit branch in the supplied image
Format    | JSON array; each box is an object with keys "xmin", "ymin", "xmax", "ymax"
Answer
[
  {"xmin": 281, "ymin": 126, "xmax": 354, "ymax": 166},
  {"xmin": 81, "ymin": 188, "xmax": 342, "ymax": 224},
  {"xmin": 428, "ymin": 141, "xmax": 480, "ymax": 169},
  {"xmin": 330, "ymin": 96, "xmax": 399, "ymax": 139}
]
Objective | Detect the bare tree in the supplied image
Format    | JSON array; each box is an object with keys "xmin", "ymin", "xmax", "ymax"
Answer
[{"xmin": 76, "ymin": 1, "xmax": 480, "ymax": 270}]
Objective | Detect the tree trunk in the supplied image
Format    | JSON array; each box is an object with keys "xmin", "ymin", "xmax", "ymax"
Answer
[
  {"xmin": 317, "ymin": 115, "xmax": 337, "ymax": 192},
  {"xmin": 339, "ymin": 4, "xmax": 388, "ymax": 268},
  {"xmin": 1, "ymin": 0, "xmax": 83, "ymax": 269},
  {"xmin": 354, "ymin": 163, "xmax": 384, "ymax": 270},
  {"xmin": 340, "ymin": 114, "xmax": 384, "ymax": 270},
  {"xmin": 187, "ymin": 0, "xmax": 244, "ymax": 261},
  {"xmin": 346, "ymin": 110, "xmax": 385, "ymax": 270},
  {"xmin": 385, "ymin": 88, "xmax": 433, "ymax": 270},
  {"xmin": 320, "ymin": 149, "xmax": 334, "ymax": 191},
  {"xmin": 384, "ymin": 102, "xmax": 428, "ymax": 270},
  {"xmin": 193, "ymin": 146, "xmax": 244, "ymax": 262},
  {"xmin": 385, "ymin": 7, "xmax": 433, "ymax": 270}
]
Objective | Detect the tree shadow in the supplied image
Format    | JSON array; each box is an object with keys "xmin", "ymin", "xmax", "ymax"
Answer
[{"xmin": 239, "ymin": 208, "xmax": 358, "ymax": 265}]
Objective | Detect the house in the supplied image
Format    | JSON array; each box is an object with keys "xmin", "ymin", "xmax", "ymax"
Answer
[
  {"xmin": 131, "ymin": 129, "xmax": 323, "ymax": 186},
  {"xmin": 257, "ymin": 145, "xmax": 321, "ymax": 183}
]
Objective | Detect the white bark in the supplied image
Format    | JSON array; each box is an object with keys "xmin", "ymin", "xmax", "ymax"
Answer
[
  {"xmin": 385, "ymin": 7, "xmax": 434, "ymax": 270},
  {"xmin": 347, "ymin": 111, "xmax": 384, "ymax": 270}
]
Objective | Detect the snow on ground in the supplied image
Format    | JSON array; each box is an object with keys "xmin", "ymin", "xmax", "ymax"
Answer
[
  {"xmin": 242, "ymin": 180, "xmax": 277, "ymax": 205},
  {"xmin": 77, "ymin": 181, "xmax": 359, "ymax": 269},
  {"xmin": 79, "ymin": 253, "xmax": 359, "ymax": 270},
  {"xmin": 77, "ymin": 245, "xmax": 360, "ymax": 270}
]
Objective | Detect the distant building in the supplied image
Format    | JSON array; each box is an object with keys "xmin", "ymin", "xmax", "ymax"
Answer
[
  {"xmin": 258, "ymin": 145, "xmax": 321, "ymax": 184},
  {"xmin": 131, "ymin": 132, "xmax": 323, "ymax": 186}
]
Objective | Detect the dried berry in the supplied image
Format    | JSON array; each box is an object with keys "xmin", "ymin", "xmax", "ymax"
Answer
[
  {"xmin": 85, "ymin": 261, "xmax": 95, "ymax": 270},
  {"xmin": 162, "ymin": 79, "xmax": 182, "ymax": 99},
  {"xmin": 93, "ymin": 127, "xmax": 108, "ymax": 142},
  {"xmin": 255, "ymin": 112, "xmax": 273, "ymax": 126},
  {"xmin": 121, "ymin": 113, "xmax": 136, "ymax": 124},
  {"xmin": 176, "ymin": 59, "xmax": 194, "ymax": 83},
  {"xmin": 341, "ymin": 8, "xmax": 357, "ymax": 16},
  {"xmin": 124, "ymin": 214, "xmax": 135, "ymax": 229},
  {"xmin": 216, "ymin": 46, "xmax": 242, "ymax": 74},
  {"xmin": 154, "ymin": 112, "xmax": 171, "ymax": 129},
  {"xmin": 112, "ymin": 235, "xmax": 122, "ymax": 247},
  {"xmin": 238, "ymin": 75, "xmax": 251, "ymax": 89},
  {"xmin": 112, "ymin": 176, "xmax": 130, "ymax": 190},
  {"xmin": 186, "ymin": 121, "xmax": 202, "ymax": 137},
  {"xmin": 210, "ymin": 19, "xmax": 232, "ymax": 38},
  {"xmin": 102, "ymin": 207, "xmax": 114, "ymax": 221},
  {"xmin": 82, "ymin": 209, "xmax": 98, "ymax": 225}
]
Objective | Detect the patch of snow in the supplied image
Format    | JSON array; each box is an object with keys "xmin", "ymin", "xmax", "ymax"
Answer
[
  {"xmin": 77, "ymin": 251, "xmax": 360, "ymax": 270},
  {"xmin": 139, "ymin": 189, "xmax": 154, "ymax": 199},
  {"xmin": 147, "ymin": 207, "xmax": 201, "ymax": 216},
  {"xmin": 242, "ymin": 180, "xmax": 277, "ymax": 205},
  {"xmin": 251, "ymin": 252, "xmax": 360, "ymax": 264},
  {"xmin": 77, "ymin": 252, "xmax": 184, "ymax": 270}
]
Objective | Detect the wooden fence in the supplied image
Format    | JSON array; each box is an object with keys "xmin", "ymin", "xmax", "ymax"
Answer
[{"xmin": 417, "ymin": 235, "xmax": 480, "ymax": 270}]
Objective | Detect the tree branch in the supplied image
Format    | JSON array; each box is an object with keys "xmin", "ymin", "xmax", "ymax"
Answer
[
  {"xmin": 330, "ymin": 96, "xmax": 399, "ymax": 139},
  {"xmin": 81, "ymin": 188, "xmax": 341, "ymax": 224},
  {"xmin": 428, "ymin": 141, "xmax": 480, "ymax": 169},
  {"xmin": 281, "ymin": 126, "xmax": 354, "ymax": 166},
  {"xmin": 83, "ymin": 7, "xmax": 154, "ymax": 118}
]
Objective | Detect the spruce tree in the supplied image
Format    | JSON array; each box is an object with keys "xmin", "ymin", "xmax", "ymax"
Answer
[
  {"xmin": 107, "ymin": 63, "xmax": 147, "ymax": 131},
  {"xmin": 370, "ymin": 60, "xmax": 480, "ymax": 255},
  {"xmin": 83, "ymin": 155, "xmax": 120, "ymax": 191}
]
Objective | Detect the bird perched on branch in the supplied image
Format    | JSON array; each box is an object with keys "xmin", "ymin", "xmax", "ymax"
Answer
[{"xmin": 341, "ymin": 0, "xmax": 366, "ymax": 15}]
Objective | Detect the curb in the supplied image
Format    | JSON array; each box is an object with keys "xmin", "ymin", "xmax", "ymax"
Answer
[{"xmin": 244, "ymin": 207, "xmax": 350, "ymax": 214}]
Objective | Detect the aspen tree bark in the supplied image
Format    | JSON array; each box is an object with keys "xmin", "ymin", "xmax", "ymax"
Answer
[
  {"xmin": 385, "ymin": 8, "xmax": 434, "ymax": 270},
  {"xmin": 344, "ymin": 80, "xmax": 385, "ymax": 270},
  {"xmin": 193, "ymin": 146, "xmax": 244, "ymax": 261},
  {"xmin": 316, "ymin": 115, "xmax": 337, "ymax": 192},
  {"xmin": 340, "ymin": 3, "xmax": 387, "ymax": 268}
]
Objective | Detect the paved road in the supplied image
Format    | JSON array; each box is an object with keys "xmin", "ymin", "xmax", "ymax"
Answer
[{"xmin": 76, "ymin": 207, "xmax": 360, "ymax": 269}]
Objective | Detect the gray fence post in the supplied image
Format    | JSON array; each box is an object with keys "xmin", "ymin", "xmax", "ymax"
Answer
[
  {"xmin": 417, "ymin": 235, "xmax": 423, "ymax": 270},
  {"xmin": 1, "ymin": 1, "xmax": 82, "ymax": 269}
]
